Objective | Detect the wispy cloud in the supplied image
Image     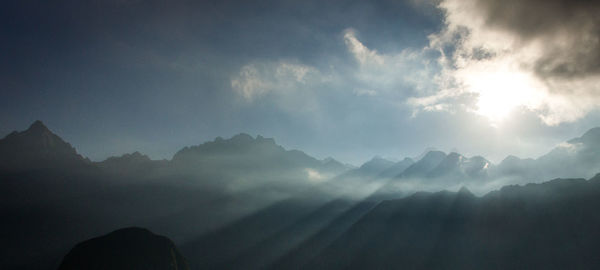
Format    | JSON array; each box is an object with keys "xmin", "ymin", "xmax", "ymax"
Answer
[
  {"xmin": 343, "ymin": 29, "xmax": 384, "ymax": 66},
  {"xmin": 231, "ymin": 61, "xmax": 321, "ymax": 101},
  {"xmin": 231, "ymin": 29, "xmax": 437, "ymax": 109}
]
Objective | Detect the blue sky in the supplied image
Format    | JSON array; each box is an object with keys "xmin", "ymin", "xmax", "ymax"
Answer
[{"xmin": 2, "ymin": 0, "xmax": 600, "ymax": 165}]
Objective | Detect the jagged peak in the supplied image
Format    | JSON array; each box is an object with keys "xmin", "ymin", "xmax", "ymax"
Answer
[
  {"xmin": 1, "ymin": 120, "xmax": 68, "ymax": 146},
  {"xmin": 172, "ymin": 132, "xmax": 286, "ymax": 162},
  {"xmin": 0, "ymin": 120, "xmax": 89, "ymax": 170},
  {"xmin": 231, "ymin": 133, "xmax": 254, "ymax": 142},
  {"xmin": 29, "ymin": 120, "xmax": 48, "ymax": 130},
  {"xmin": 224, "ymin": 133, "xmax": 277, "ymax": 145},
  {"xmin": 18, "ymin": 120, "xmax": 54, "ymax": 137}
]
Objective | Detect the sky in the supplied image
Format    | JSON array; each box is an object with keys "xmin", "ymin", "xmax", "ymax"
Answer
[{"xmin": 1, "ymin": 0, "xmax": 600, "ymax": 165}]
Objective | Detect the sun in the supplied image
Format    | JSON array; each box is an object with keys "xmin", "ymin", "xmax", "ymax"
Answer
[{"xmin": 457, "ymin": 62, "xmax": 546, "ymax": 124}]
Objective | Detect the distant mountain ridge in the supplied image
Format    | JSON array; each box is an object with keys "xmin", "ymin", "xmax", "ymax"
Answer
[
  {"xmin": 97, "ymin": 152, "xmax": 168, "ymax": 176},
  {"xmin": 171, "ymin": 133, "xmax": 347, "ymax": 175},
  {"xmin": 1, "ymin": 120, "xmax": 600, "ymax": 270},
  {"xmin": 0, "ymin": 122, "xmax": 350, "ymax": 181},
  {"xmin": 3, "ymin": 120, "xmax": 599, "ymax": 190},
  {"xmin": 493, "ymin": 127, "xmax": 600, "ymax": 183}
]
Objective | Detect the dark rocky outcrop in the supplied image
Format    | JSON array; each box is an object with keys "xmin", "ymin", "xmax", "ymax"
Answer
[{"xmin": 58, "ymin": 227, "xmax": 189, "ymax": 270}]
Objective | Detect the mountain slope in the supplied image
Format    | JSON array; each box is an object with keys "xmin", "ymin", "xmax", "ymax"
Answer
[
  {"xmin": 306, "ymin": 175, "xmax": 600, "ymax": 269},
  {"xmin": 399, "ymin": 150, "xmax": 447, "ymax": 178},
  {"xmin": 378, "ymin": 157, "xmax": 415, "ymax": 178},
  {"xmin": 335, "ymin": 157, "xmax": 395, "ymax": 181},
  {"xmin": 171, "ymin": 133, "xmax": 348, "ymax": 181},
  {"xmin": 96, "ymin": 152, "xmax": 168, "ymax": 176},
  {"xmin": 0, "ymin": 121, "xmax": 88, "ymax": 171}
]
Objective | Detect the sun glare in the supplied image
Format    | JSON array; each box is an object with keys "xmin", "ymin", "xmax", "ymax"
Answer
[{"xmin": 458, "ymin": 63, "xmax": 546, "ymax": 124}]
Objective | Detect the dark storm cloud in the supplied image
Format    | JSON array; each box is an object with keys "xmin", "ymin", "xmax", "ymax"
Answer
[
  {"xmin": 466, "ymin": 0, "xmax": 600, "ymax": 78},
  {"xmin": 420, "ymin": 0, "xmax": 600, "ymax": 125}
]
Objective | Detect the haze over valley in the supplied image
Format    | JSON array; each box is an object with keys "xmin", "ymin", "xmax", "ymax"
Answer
[{"xmin": 2, "ymin": 121, "xmax": 600, "ymax": 269}]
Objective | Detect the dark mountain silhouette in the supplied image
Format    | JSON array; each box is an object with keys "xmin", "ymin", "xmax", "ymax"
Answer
[
  {"xmin": 58, "ymin": 227, "xmax": 189, "ymax": 270},
  {"xmin": 2, "ymin": 120, "xmax": 600, "ymax": 270},
  {"xmin": 97, "ymin": 151, "xmax": 168, "ymax": 176},
  {"xmin": 267, "ymin": 200, "xmax": 379, "ymax": 270},
  {"xmin": 0, "ymin": 121, "xmax": 89, "ymax": 171},
  {"xmin": 171, "ymin": 133, "xmax": 341, "ymax": 174},
  {"xmin": 0, "ymin": 121, "xmax": 352, "ymax": 270},
  {"xmin": 180, "ymin": 196, "xmax": 358, "ymax": 270},
  {"xmin": 169, "ymin": 133, "xmax": 349, "ymax": 189},
  {"xmin": 305, "ymin": 174, "xmax": 600, "ymax": 269}
]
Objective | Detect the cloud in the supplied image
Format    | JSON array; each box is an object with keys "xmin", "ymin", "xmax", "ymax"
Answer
[
  {"xmin": 305, "ymin": 168, "xmax": 326, "ymax": 182},
  {"xmin": 232, "ymin": 30, "xmax": 438, "ymax": 111},
  {"xmin": 231, "ymin": 61, "xmax": 321, "ymax": 102},
  {"xmin": 417, "ymin": 0, "xmax": 600, "ymax": 125},
  {"xmin": 342, "ymin": 29, "xmax": 439, "ymax": 99},
  {"xmin": 343, "ymin": 29, "xmax": 384, "ymax": 66},
  {"xmin": 231, "ymin": 65, "xmax": 272, "ymax": 101}
]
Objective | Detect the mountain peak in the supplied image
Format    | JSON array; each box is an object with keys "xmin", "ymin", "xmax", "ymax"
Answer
[
  {"xmin": 0, "ymin": 120, "xmax": 87, "ymax": 171},
  {"xmin": 231, "ymin": 133, "xmax": 254, "ymax": 142},
  {"xmin": 360, "ymin": 156, "xmax": 395, "ymax": 171},
  {"xmin": 413, "ymin": 147, "xmax": 439, "ymax": 161},
  {"xmin": 28, "ymin": 120, "xmax": 48, "ymax": 131},
  {"xmin": 421, "ymin": 150, "xmax": 447, "ymax": 161}
]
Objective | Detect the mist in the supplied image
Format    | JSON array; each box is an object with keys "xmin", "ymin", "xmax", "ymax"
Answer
[{"xmin": 2, "ymin": 121, "xmax": 600, "ymax": 269}]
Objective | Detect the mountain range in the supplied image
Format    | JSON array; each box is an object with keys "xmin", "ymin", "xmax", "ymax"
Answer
[
  {"xmin": 1, "ymin": 120, "xmax": 600, "ymax": 269},
  {"xmin": 2, "ymin": 121, "xmax": 599, "ymax": 191}
]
